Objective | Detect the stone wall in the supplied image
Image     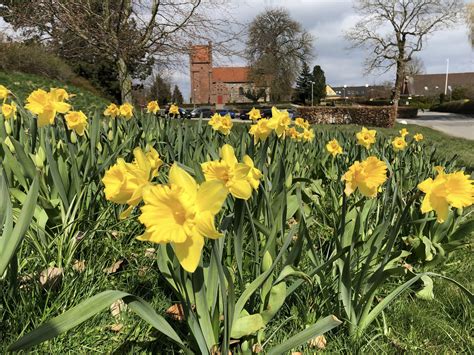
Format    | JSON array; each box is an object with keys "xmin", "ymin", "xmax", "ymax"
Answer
[{"xmin": 298, "ymin": 106, "xmax": 397, "ymax": 128}]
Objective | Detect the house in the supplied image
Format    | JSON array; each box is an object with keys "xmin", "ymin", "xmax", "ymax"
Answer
[
  {"xmin": 407, "ymin": 72, "xmax": 474, "ymax": 96},
  {"xmin": 189, "ymin": 43, "xmax": 269, "ymax": 106}
]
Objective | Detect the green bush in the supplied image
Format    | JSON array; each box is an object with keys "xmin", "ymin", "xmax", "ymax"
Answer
[{"xmin": 431, "ymin": 100, "xmax": 474, "ymax": 114}]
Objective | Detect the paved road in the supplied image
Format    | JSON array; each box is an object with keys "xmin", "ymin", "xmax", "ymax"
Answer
[{"xmin": 398, "ymin": 111, "xmax": 474, "ymax": 140}]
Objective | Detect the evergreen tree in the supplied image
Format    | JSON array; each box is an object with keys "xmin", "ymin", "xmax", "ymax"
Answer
[
  {"xmin": 312, "ymin": 65, "xmax": 326, "ymax": 105},
  {"xmin": 149, "ymin": 74, "xmax": 172, "ymax": 105},
  {"xmin": 172, "ymin": 85, "xmax": 184, "ymax": 105},
  {"xmin": 294, "ymin": 61, "xmax": 312, "ymax": 104}
]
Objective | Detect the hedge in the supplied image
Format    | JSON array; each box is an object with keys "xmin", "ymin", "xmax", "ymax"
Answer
[
  {"xmin": 397, "ymin": 107, "xmax": 418, "ymax": 118},
  {"xmin": 431, "ymin": 100, "xmax": 474, "ymax": 115},
  {"xmin": 298, "ymin": 106, "xmax": 396, "ymax": 128}
]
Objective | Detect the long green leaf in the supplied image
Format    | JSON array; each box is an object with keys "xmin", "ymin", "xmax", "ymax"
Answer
[{"xmin": 0, "ymin": 177, "xmax": 38, "ymax": 275}]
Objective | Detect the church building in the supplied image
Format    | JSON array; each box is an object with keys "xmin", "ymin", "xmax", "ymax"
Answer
[{"xmin": 189, "ymin": 43, "xmax": 269, "ymax": 106}]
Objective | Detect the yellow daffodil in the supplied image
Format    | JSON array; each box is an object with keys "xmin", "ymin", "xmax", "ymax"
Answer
[
  {"xmin": 147, "ymin": 100, "xmax": 160, "ymax": 114},
  {"xmin": 326, "ymin": 139, "xmax": 343, "ymax": 157},
  {"xmin": 399, "ymin": 128, "xmax": 409, "ymax": 138},
  {"xmin": 418, "ymin": 171, "xmax": 473, "ymax": 223},
  {"xmin": 413, "ymin": 133, "xmax": 424, "ymax": 142},
  {"xmin": 302, "ymin": 128, "xmax": 315, "ymax": 142},
  {"xmin": 294, "ymin": 117, "xmax": 310, "ymax": 130},
  {"xmin": 102, "ymin": 147, "xmax": 163, "ymax": 218},
  {"xmin": 249, "ymin": 118, "xmax": 272, "ymax": 144},
  {"xmin": 137, "ymin": 164, "xmax": 228, "ymax": 272},
  {"xmin": 268, "ymin": 106, "xmax": 291, "ymax": 137},
  {"xmin": 25, "ymin": 88, "xmax": 71, "ymax": 127},
  {"xmin": 104, "ymin": 103, "xmax": 120, "ymax": 118},
  {"xmin": 65, "ymin": 111, "xmax": 88, "ymax": 136},
  {"xmin": 169, "ymin": 104, "xmax": 179, "ymax": 115},
  {"xmin": 119, "ymin": 102, "xmax": 134, "ymax": 120},
  {"xmin": 243, "ymin": 155, "xmax": 262, "ymax": 190},
  {"xmin": 286, "ymin": 127, "xmax": 300, "ymax": 140},
  {"xmin": 247, "ymin": 107, "xmax": 261, "ymax": 121},
  {"xmin": 356, "ymin": 127, "xmax": 377, "ymax": 149},
  {"xmin": 209, "ymin": 113, "xmax": 233, "ymax": 135},
  {"xmin": 0, "ymin": 85, "xmax": 10, "ymax": 100},
  {"xmin": 201, "ymin": 144, "xmax": 253, "ymax": 200},
  {"xmin": 392, "ymin": 136, "xmax": 407, "ymax": 152},
  {"xmin": 342, "ymin": 156, "xmax": 388, "ymax": 198},
  {"xmin": 1, "ymin": 102, "xmax": 17, "ymax": 120}
]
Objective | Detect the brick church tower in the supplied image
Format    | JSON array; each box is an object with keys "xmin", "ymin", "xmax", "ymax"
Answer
[{"xmin": 190, "ymin": 42, "xmax": 212, "ymax": 104}]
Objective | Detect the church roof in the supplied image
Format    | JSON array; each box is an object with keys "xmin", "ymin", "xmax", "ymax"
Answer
[{"xmin": 212, "ymin": 67, "xmax": 250, "ymax": 83}]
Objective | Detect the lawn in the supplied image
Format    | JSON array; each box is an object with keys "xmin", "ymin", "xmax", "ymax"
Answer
[{"xmin": 1, "ymin": 86, "xmax": 473, "ymax": 353}]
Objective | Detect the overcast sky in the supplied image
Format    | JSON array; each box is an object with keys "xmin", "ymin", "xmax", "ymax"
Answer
[{"xmin": 174, "ymin": 0, "xmax": 473, "ymax": 101}]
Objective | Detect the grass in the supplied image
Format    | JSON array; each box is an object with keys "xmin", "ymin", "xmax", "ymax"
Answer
[{"xmin": 0, "ymin": 71, "xmax": 108, "ymax": 112}]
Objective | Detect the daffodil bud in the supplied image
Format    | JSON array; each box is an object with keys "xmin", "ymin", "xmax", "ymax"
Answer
[
  {"xmin": 4, "ymin": 136, "xmax": 15, "ymax": 152},
  {"xmin": 57, "ymin": 140, "xmax": 64, "ymax": 150},
  {"xmin": 107, "ymin": 130, "xmax": 113, "ymax": 141},
  {"xmin": 96, "ymin": 142, "xmax": 102, "ymax": 153},
  {"xmin": 4, "ymin": 120, "xmax": 12, "ymax": 135},
  {"xmin": 108, "ymin": 120, "xmax": 113, "ymax": 129},
  {"xmin": 141, "ymin": 132, "xmax": 145, "ymax": 139},
  {"xmin": 262, "ymin": 251, "xmax": 272, "ymax": 272},
  {"xmin": 285, "ymin": 172, "xmax": 292, "ymax": 188},
  {"xmin": 70, "ymin": 131, "xmax": 77, "ymax": 144},
  {"xmin": 34, "ymin": 152, "xmax": 44, "ymax": 169}
]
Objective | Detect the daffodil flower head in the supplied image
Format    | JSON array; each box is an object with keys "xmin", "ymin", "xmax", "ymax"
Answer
[
  {"xmin": 399, "ymin": 128, "xmax": 409, "ymax": 138},
  {"xmin": 413, "ymin": 133, "xmax": 423, "ymax": 142},
  {"xmin": 119, "ymin": 102, "xmax": 134, "ymax": 120},
  {"xmin": 418, "ymin": 170, "xmax": 473, "ymax": 223},
  {"xmin": 356, "ymin": 127, "xmax": 377, "ymax": 149},
  {"xmin": 392, "ymin": 136, "xmax": 407, "ymax": 151},
  {"xmin": 326, "ymin": 139, "xmax": 343, "ymax": 157},
  {"xmin": 25, "ymin": 88, "xmax": 71, "ymax": 127},
  {"xmin": 137, "ymin": 164, "xmax": 228, "ymax": 272},
  {"xmin": 342, "ymin": 156, "xmax": 388, "ymax": 198},
  {"xmin": 248, "ymin": 107, "xmax": 261, "ymax": 121},
  {"xmin": 294, "ymin": 117, "xmax": 310, "ymax": 130},
  {"xmin": 147, "ymin": 100, "xmax": 160, "ymax": 114},
  {"xmin": 249, "ymin": 118, "xmax": 272, "ymax": 144},
  {"xmin": 0, "ymin": 85, "xmax": 10, "ymax": 100},
  {"xmin": 302, "ymin": 128, "xmax": 315, "ymax": 142},
  {"xmin": 169, "ymin": 104, "xmax": 180, "ymax": 115},
  {"xmin": 268, "ymin": 106, "xmax": 291, "ymax": 137},
  {"xmin": 1, "ymin": 101, "xmax": 17, "ymax": 120},
  {"xmin": 65, "ymin": 111, "xmax": 88, "ymax": 136},
  {"xmin": 104, "ymin": 103, "xmax": 120, "ymax": 118},
  {"xmin": 201, "ymin": 144, "xmax": 254, "ymax": 200}
]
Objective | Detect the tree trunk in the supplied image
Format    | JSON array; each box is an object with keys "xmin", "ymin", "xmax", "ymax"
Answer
[
  {"xmin": 392, "ymin": 58, "xmax": 405, "ymax": 114},
  {"xmin": 116, "ymin": 57, "xmax": 133, "ymax": 104}
]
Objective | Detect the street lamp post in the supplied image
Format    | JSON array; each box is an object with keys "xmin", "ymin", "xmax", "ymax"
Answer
[
  {"xmin": 343, "ymin": 85, "xmax": 347, "ymax": 105},
  {"xmin": 310, "ymin": 81, "xmax": 315, "ymax": 106}
]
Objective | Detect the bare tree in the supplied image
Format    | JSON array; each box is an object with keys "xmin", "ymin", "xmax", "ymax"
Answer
[
  {"xmin": 245, "ymin": 8, "xmax": 313, "ymax": 102},
  {"xmin": 405, "ymin": 56, "xmax": 425, "ymax": 76},
  {"xmin": 346, "ymin": 0, "xmax": 464, "ymax": 110},
  {"xmin": 0, "ymin": 0, "xmax": 241, "ymax": 103}
]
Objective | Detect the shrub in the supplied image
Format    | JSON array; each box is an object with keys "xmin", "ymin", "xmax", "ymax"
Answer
[
  {"xmin": 0, "ymin": 42, "xmax": 102, "ymax": 96},
  {"xmin": 431, "ymin": 100, "xmax": 474, "ymax": 114},
  {"xmin": 299, "ymin": 105, "xmax": 396, "ymax": 127},
  {"xmin": 397, "ymin": 107, "xmax": 418, "ymax": 118}
]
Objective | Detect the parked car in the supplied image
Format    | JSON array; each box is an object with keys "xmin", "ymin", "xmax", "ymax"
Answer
[
  {"xmin": 216, "ymin": 109, "xmax": 236, "ymax": 119},
  {"xmin": 189, "ymin": 107, "xmax": 214, "ymax": 119}
]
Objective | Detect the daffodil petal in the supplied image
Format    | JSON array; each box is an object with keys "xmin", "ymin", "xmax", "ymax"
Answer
[
  {"xmin": 173, "ymin": 232, "xmax": 204, "ymax": 273},
  {"xmin": 197, "ymin": 180, "xmax": 228, "ymax": 214},
  {"xmin": 195, "ymin": 211, "xmax": 222, "ymax": 239}
]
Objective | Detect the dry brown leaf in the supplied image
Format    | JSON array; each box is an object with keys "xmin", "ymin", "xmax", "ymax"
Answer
[
  {"xmin": 39, "ymin": 267, "xmax": 63, "ymax": 289},
  {"xmin": 72, "ymin": 260, "xmax": 86, "ymax": 273},
  {"xmin": 291, "ymin": 352, "xmax": 302, "ymax": 355},
  {"xmin": 166, "ymin": 303, "xmax": 185, "ymax": 321},
  {"xmin": 110, "ymin": 230, "xmax": 120, "ymax": 238},
  {"xmin": 110, "ymin": 323, "xmax": 124, "ymax": 332},
  {"xmin": 144, "ymin": 248, "xmax": 156, "ymax": 258},
  {"xmin": 308, "ymin": 334, "xmax": 327, "ymax": 349},
  {"xmin": 110, "ymin": 299, "xmax": 126, "ymax": 318},
  {"xmin": 103, "ymin": 259, "xmax": 124, "ymax": 274},
  {"xmin": 252, "ymin": 343, "xmax": 263, "ymax": 353}
]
